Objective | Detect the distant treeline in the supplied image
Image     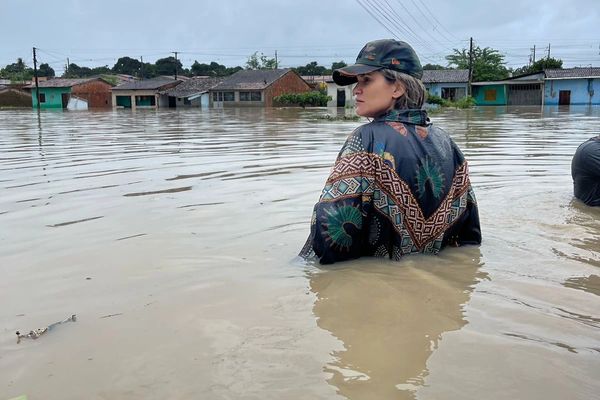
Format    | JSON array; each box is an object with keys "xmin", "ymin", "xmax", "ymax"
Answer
[{"xmin": 1, "ymin": 45, "xmax": 564, "ymax": 83}]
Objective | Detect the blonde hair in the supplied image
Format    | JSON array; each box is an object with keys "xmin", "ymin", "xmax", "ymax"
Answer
[{"xmin": 380, "ymin": 69, "xmax": 426, "ymax": 110}]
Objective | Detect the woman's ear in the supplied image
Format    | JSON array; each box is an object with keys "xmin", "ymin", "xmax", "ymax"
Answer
[{"xmin": 392, "ymin": 82, "xmax": 406, "ymax": 99}]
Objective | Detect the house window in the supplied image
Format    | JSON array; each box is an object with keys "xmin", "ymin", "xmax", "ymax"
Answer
[
  {"xmin": 135, "ymin": 95, "xmax": 155, "ymax": 106},
  {"xmin": 223, "ymin": 91, "xmax": 234, "ymax": 101},
  {"xmin": 239, "ymin": 91, "xmax": 262, "ymax": 101},
  {"xmin": 183, "ymin": 98, "xmax": 191, "ymax": 105},
  {"xmin": 39, "ymin": 93, "xmax": 46, "ymax": 103},
  {"xmin": 213, "ymin": 92, "xmax": 224, "ymax": 101},
  {"xmin": 484, "ymin": 89, "xmax": 497, "ymax": 101},
  {"xmin": 441, "ymin": 87, "xmax": 457, "ymax": 101}
]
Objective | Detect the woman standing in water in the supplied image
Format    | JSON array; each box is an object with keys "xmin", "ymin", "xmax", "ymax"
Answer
[{"xmin": 300, "ymin": 39, "xmax": 481, "ymax": 264}]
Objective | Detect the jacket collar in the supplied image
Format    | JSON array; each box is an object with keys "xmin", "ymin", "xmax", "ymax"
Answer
[{"xmin": 374, "ymin": 109, "xmax": 430, "ymax": 126}]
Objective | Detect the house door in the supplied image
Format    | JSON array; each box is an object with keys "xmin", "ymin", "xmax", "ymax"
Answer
[
  {"xmin": 61, "ymin": 93, "xmax": 70, "ymax": 108},
  {"xmin": 337, "ymin": 89, "xmax": 346, "ymax": 107},
  {"xmin": 559, "ymin": 90, "xmax": 571, "ymax": 105},
  {"xmin": 169, "ymin": 96, "xmax": 176, "ymax": 108}
]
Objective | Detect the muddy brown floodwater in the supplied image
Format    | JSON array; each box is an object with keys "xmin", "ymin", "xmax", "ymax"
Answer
[{"xmin": 1, "ymin": 106, "xmax": 599, "ymax": 399}]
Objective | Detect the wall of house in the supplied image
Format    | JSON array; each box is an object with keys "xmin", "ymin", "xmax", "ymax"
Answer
[
  {"xmin": 425, "ymin": 83, "xmax": 468, "ymax": 99},
  {"xmin": 67, "ymin": 96, "xmax": 89, "ymax": 110},
  {"xmin": 473, "ymin": 84, "xmax": 507, "ymax": 105},
  {"xmin": 544, "ymin": 79, "xmax": 598, "ymax": 105},
  {"xmin": 173, "ymin": 96, "xmax": 202, "ymax": 107},
  {"xmin": 200, "ymin": 93, "xmax": 209, "ymax": 108},
  {"xmin": 112, "ymin": 89, "xmax": 158, "ymax": 109},
  {"xmin": 32, "ymin": 87, "xmax": 69, "ymax": 109},
  {"xmin": 209, "ymin": 90, "xmax": 264, "ymax": 108},
  {"xmin": 265, "ymin": 71, "xmax": 311, "ymax": 107},
  {"xmin": 326, "ymin": 83, "xmax": 354, "ymax": 108},
  {"xmin": 72, "ymin": 81, "xmax": 112, "ymax": 108}
]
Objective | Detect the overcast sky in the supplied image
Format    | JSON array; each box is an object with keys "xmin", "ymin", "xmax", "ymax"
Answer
[{"xmin": 3, "ymin": 0, "xmax": 599, "ymax": 74}]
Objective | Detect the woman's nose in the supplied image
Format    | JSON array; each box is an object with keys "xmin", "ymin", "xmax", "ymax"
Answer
[{"xmin": 352, "ymin": 84, "xmax": 361, "ymax": 95}]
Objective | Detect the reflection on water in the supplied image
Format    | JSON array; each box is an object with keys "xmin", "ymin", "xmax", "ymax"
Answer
[
  {"xmin": 1, "ymin": 106, "xmax": 599, "ymax": 399},
  {"xmin": 310, "ymin": 248, "xmax": 484, "ymax": 399},
  {"xmin": 564, "ymin": 275, "xmax": 600, "ymax": 296}
]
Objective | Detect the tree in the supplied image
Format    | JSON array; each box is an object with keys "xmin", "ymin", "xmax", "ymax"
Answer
[
  {"xmin": 191, "ymin": 61, "xmax": 229, "ymax": 76},
  {"xmin": 1, "ymin": 58, "xmax": 33, "ymax": 82},
  {"xmin": 294, "ymin": 61, "xmax": 326, "ymax": 76},
  {"xmin": 63, "ymin": 63, "xmax": 93, "ymax": 78},
  {"xmin": 446, "ymin": 46, "xmax": 509, "ymax": 81},
  {"xmin": 38, "ymin": 63, "xmax": 55, "ymax": 77},
  {"xmin": 423, "ymin": 63, "xmax": 446, "ymax": 70},
  {"xmin": 513, "ymin": 57, "xmax": 563, "ymax": 76},
  {"xmin": 331, "ymin": 61, "xmax": 347, "ymax": 70},
  {"xmin": 112, "ymin": 56, "xmax": 142, "ymax": 76},
  {"xmin": 246, "ymin": 52, "xmax": 277, "ymax": 70},
  {"xmin": 154, "ymin": 56, "xmax": 184, "ymax": 76},
  {"xmin": 189, "ymin": 61, "xmax": 241, "ymax": 76}
]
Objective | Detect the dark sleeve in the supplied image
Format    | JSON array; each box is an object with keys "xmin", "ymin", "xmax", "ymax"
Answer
[
  {"xmin": 443, "ymin": 186, "xmax": 482, "ymax": 247},
  {"xmin": 299, "ymin": 129, "xmax": 370, "ymax": 264},
  {"xmin": 443, "ymin": 141, "xmax": 482, "ymax": 247}
]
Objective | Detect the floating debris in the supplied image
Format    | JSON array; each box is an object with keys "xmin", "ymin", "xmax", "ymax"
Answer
[{"xmin": 16, "ymin": 314, "xmax": 77, "ymax": 344}]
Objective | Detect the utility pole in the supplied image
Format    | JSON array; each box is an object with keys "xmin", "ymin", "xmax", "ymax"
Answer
[
  {"xmin": 547, "ymin": 43, "xmax": 551, "ymax": 59},
  {"xmin": 66, "ymin": 57, "xmax": 70, "ymax": 75},
  {"xmin": 467, "ymin": 37, "xmax": 473, "ymax": 97},
  {"xmin": 532, "ymin": 45, "xmax": 536, "ymax": 64},
  {"xmin": 173, "ymin": 51, "xmax": 178, "ymax": 80},
  {"xmin": 140, "ymin": 56, "xmax": 144, "ymax": 80},
  {"xmin": 32, "ymin": 47, "xmax": 40, "ymax": 111},
  {"xmin": 275, "ymin": 50, "xmax": 278, "ymax": 69}
]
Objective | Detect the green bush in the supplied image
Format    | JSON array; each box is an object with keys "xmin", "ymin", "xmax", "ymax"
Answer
[
  {"xmin": 426, "ymin": 93, "xmax": 475, "ymax": 109},
  {"xmin": 426, "ymin": 93, "xmax": 449, "ymax": 106},
  {"xmin": 274, "ymin": 91, "xmax": 331, "ymax": 107},
  {"xmin": 454, "ymin": 96, "xmax": 476, "ymax": 109}
]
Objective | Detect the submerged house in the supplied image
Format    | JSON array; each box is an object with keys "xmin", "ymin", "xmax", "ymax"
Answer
[
  {"xmin": 209, "ymin": 69, "xmax": 310, "ymax": 107},
  {"xmin": 111, "ymin": 77, "xmax": 181, "ymax": 109},
  {"xmin": 422, "ymin": 69, "xmax": 469, "ymax": 101},
  {"xmin": 472, "ymin": 67, "xmax": 600, "ymax": 106},
  {"xmin": 27, "ymin": 78, "xmax": 113, "ymax": 109},
  {"xmin": 326, "ymin": 76, "xmax": 355, "ymax": 108},
  {"xmin": 543, "ymin": 68, "xmax": 600, "ymax": 106},
  {"xmin": 159, "ymin": 76, "xmax": 223, "ymax": 108},
  {"xmin": 0, "ymin": 86, "xmax": 31, "ymax": 107},
  {"xmin": 472, "ymin": 72, "xmax": 544, "ymax": 106}
]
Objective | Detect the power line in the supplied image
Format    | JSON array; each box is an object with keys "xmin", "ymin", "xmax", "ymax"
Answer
[
  {"xmin": 354, "ymin": 0, "xmax": 439, "ymax": 61},
  {"xmin": 413, "ymin": 0, "xmax": 460, "ymax": 41},
  {"xmin": 408, "ymin": 0, "xmax": 456, "ymax": 44}
]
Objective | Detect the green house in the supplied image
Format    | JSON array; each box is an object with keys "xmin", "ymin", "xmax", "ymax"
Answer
[
  {"xmin": 28, "ymin": 78, "xmax": 113, "ymax": 109},
  {"xmin": 471, "ymin": 83, "xmax": 507, "ymax": 106}
]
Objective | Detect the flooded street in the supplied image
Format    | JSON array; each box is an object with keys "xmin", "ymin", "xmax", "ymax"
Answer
[{"xmin": 1, "ymin": 106, "xmax": 599, "ymax": 399}]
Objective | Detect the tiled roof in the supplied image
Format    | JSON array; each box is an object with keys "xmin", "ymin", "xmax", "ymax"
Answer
[
  {"xmin": 545, "ymin": 67, "xmax": 600, "ymax": 79},
  {"xmin": 113, "ymin": 77, "xmax": 181, "ymax": 90},
  {"xmin": 161, "ymin": 77, "xmax": 224, "ymax": 97},
  {"xmin": 211, "ymin": 69, "xmax": 293, "ymax": 90},
  {"xmin": 422, "ymin": 69, "xmax": 469, "ymax": 83},
  {"xmin": 301, "ymin": 75, "xmax": 332, "ymax": 83},
  {"xmin": 25, "ymin": 78, "xmax": 100, "ymax": 88}
]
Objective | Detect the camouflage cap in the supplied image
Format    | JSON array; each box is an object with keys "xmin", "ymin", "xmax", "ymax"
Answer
[{"xmin": 333, "ymin": 39, "xmax": 423, "ymax": 86}]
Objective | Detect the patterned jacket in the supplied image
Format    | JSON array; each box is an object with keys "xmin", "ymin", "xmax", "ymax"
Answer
[{"xmin": 300, "ymin": 109, "xmax": 481, "ymax": 264}]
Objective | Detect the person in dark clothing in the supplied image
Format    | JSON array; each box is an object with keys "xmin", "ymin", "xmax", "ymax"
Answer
[
  {"xmin": 300, "ymin": 39, "xmax": 481, "ymax": 265},
  {"xmin": 572, "ymin": 135, "xmax": 600, "ymax": 207}
]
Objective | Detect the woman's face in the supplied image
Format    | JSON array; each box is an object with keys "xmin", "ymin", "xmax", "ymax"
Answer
[{"xmin": 352, "ymin": 71, "xmax": 405, "ymax": 118}]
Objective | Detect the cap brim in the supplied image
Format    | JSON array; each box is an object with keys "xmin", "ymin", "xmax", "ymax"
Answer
[{"xmin": 332, "ymin": 64, "xmax": 382, "ymax": 86}]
